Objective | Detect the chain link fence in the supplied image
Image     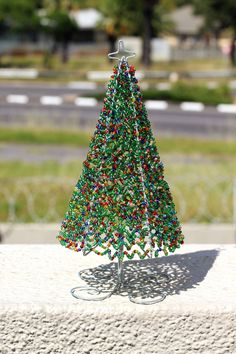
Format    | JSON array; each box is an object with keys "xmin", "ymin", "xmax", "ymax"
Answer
[{"xmin": 0, "ymin": 176, "xmax": 235, "ymax": 240}]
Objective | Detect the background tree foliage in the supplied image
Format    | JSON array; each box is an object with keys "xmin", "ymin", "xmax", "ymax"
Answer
[
  {"xmin": 0, "ymin": 0, "xmax": 41, "ymax": 38},
  {"xmin": 183, "ymin": 0, "xmax": 236, "ymax": 66},
  {"xmin": 0, "ymin": 0, "xmax": 235, "ymax": 66},
  {"xmin": 98, "ymin": 0, "xmax": 174, "ymax": 66},
  {"xmin": 40, "ymin": 0, "xmax": 79, "ymax": 63}
]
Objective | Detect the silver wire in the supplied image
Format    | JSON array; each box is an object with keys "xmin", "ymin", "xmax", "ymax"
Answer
[
  {"xmin": 108, "ymin": 40, "xmax": 136, "ymax": 62},
  {"xmin": 71, "ymin": 257, "xmax": 170, "ymax": 305},
  {"xmin": 71, "ymin": 42, "xmax": 169, "ymax": 305}
]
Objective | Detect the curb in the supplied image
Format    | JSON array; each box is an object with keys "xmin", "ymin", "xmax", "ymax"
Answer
[
  {"xmin": 1, "ymin": 223, "xmax": 235, "ymax": 244},
  {"xmin": 4, "ymin": 93, "xmax": 236, "ymax": 113}
]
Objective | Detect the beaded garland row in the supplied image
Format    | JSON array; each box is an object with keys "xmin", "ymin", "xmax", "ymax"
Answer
[{"xmin": 57, "ymin": 62, "xmax": 184, "ymax": 260}]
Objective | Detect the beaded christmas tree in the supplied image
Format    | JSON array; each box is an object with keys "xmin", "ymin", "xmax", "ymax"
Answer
[{"xmin": 57, "ymin": 41, "xmax": 184, "ymax": 303}]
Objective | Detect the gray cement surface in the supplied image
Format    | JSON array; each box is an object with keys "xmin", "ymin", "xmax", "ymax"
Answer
[
  {"xmin": 0, "ymin": 143, "xmax": 220, "ymax": 163},
  {"xmin": 0, "ymin": 244, "xmax": 235, "ymax": 353}
]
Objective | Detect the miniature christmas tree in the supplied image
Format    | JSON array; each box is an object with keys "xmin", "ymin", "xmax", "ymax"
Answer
[{"xmin": 57, "ymin": 42, "xmax": 184, "ymax": 264}]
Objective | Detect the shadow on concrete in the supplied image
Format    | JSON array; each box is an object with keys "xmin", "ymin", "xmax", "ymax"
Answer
[{"xmin": 72, "ymin": 249, "xmax": 219, "ymax": 304}]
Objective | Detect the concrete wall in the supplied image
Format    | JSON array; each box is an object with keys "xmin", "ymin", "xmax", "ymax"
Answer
[{"xmin": 0, "ymin": 244, "xmax": 236, "ymax": 353}]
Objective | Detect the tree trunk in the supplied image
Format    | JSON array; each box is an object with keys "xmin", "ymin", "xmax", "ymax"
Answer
[
  {"xmin": 61, "ymin": 40, "xmax": 69, "ymax": 63},
  {"xmin": 230, "ymin": 30, "xmax": 236, "ymax": 67},
  {"xmin": 141, "ymin": 0, "xmax": 157, "ymax": 67},
  {"xmin": 51, "ymin": 40, "xmax": 58, "ymax": 55},
  {"xmin": 107, "ymin": 33, "xmax": 117, "ymax": 62}
]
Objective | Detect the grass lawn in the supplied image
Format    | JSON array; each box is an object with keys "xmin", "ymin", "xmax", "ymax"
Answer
[
  {"xmin": 1, "ymin": 127, "xmax": 236, "ymax": 156},
  {"xmin": 0, "ymin": 127, "xmax": 92, "ymax": 147},
  {"xmin": 0, "ymin": 157, "xmax": 234, "ymax": 224},
  {"xmin": 0, "ymin": 127, "xmax": 234, "ymax": 223},
  {"xmin": 0, "ymin": 159, "xmax": 233, "ymax": 223}
]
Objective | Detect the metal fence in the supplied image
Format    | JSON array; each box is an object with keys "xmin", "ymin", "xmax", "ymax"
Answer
[{"xmin": 0, "ymin": 176, "xmax": 235, "ymax": 237}]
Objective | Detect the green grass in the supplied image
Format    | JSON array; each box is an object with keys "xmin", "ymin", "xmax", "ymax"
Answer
[
  {"xmin": 0, "ymin": 160, "xmax": 82, "ymax": 178},
  {"xmin": 147, "ymin": 82, "xmax": 232, "ymax": 105},
  {"xmin": 1, "ymin": 127, "xmax": 236, "ymax": 156},
  {"xmin": 0, "ymin": 160, "xmax": 83, "ymax": 222},
  {"xmin": 0, "ymin": 158, "xmax": 233, "ymax": 223},
  {"xmin": 1, "ymin": 156, "xmax": 235, "ymax": 179},
  {"xmin": 0, "ymin": 127, "xmax": 92, "ymax": 147},
  {"xmin": 157, "ymin": 137, "xmax": 236, "ymax": 156},
  {"xmin": 0, "ymin": 127, "xmax": 235, "ymax": 223}
]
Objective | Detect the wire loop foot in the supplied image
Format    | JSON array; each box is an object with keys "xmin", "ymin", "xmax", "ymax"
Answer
[{"xmin": 71, "ymin": 260, "xmax": 171, "ymax": 305}]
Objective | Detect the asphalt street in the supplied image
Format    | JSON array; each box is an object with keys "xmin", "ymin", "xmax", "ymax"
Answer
[
  {"xmin": 0, "ymin": 82, "xmax": 236, "ymax": 138},
  {"xmin": 0, "ymin": 103, "xmax": 236, "ymax": 138}
]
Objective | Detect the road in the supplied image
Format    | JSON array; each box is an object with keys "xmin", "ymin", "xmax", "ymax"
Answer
[
  {"xmin": 0, "ymin": 82, "xmax": 236, "ymax": 138},
  {"xmin": 0, "ymin": 103, "xmax": 236, "ymax": 138}
]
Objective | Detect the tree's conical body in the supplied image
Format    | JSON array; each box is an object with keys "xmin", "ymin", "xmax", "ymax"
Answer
[{"xmin": 57, "ymin": 62, "xmax": 184, "ymax": 260}]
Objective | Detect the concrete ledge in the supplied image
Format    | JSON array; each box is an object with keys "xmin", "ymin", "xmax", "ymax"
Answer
[
  {"xmin": 1, "ymin": 223, "xmax": 236, "ymax": 244},
  {"xmin": 0, "ymin": 244, "xmax": 236, "ymax": 353}
]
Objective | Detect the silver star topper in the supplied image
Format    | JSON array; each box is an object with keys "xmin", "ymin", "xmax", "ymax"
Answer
[{"xmin": 108, "ymin": 40, "xmax": 136, "ymax": 63}]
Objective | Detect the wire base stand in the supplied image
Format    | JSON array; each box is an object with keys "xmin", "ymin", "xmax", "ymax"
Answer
[
  {"xmin": 71, "ymin": 42, "xmax": 171, "ymax": 305},
  {"xmin": 71, "ymin": 257, "xmax": 171, "ymax": 305}
]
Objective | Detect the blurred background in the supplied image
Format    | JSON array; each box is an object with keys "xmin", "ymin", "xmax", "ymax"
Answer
[{"xmin": 0, "ymin": 0, "xmax": 236, "ymax": 244}]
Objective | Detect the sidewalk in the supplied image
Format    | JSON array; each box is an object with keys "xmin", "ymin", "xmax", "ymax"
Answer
[{"xmin": 1, "ymin": 223, "xmax": 236, "ymax": 244}]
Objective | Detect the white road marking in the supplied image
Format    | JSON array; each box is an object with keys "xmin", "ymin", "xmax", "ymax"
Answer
[
  {"xmin": 87, "ymin": 71, "xmax": 144, "ymax": 80},
  {"xmin": 217, "ymin": 104, "xmax": 236, "ymax": 114},
  {"xmin": 207, "ymin": 81, "xmax": 218, "ymax": 89},
  {"xmin": 67, "ymin": 82, "xmax": 97, "ymax": 90},
  {"xmin": 139, "ymin": 82, "xmax": 149, "ymax": 90},
  {"xmin": 5, "ymin": 93, "xmax": 236, "ymax": 117},
  {"xmin": 180, "ymin": 102, "xmax": 205, "ymax": 112},
  {"xmin": 87, "ymin": 71, "xmax": 111, "ymax": 80},
  {"xmin": 40, "ymin": 96, "xmax": 63, "ymax": 105},
  {"xmin": 228, "ymin": 81, "xmax": 236, "ymax": 90},
  {"xmin": 0, "ymin": 69, "xmax": 38, "ymax": 79},
  {"xmin": 75, "ymin": 97, "xmax": 97, "ymax": 107},
  {"xmin": 6, "ymin": 95, "xmax": 29, "ymax": 104},
  {"xmin": 146, "ymin": 100, "xmax": 168, "ymax": 110},
  {"xmin": 156, "ymin": 82, "xmax": 171, "ymax": 90}
]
